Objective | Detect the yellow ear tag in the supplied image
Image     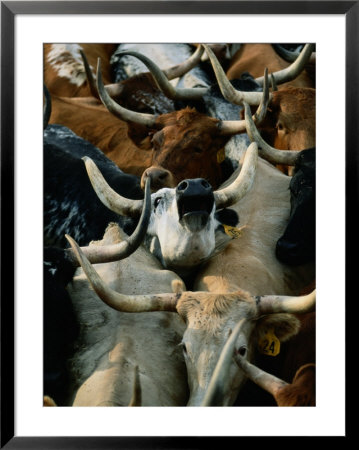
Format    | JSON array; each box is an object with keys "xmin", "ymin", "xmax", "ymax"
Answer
[
  {"xmin": 217, "ymin": 148, "xmax": 226, "ymax": 163},
  {"xmin": 258, "ymin": 329, "xmax": 280, "ymax": 356},
  {"xmin": 223, "ymin": 224, "xmax": 246, "ymax": 239}
]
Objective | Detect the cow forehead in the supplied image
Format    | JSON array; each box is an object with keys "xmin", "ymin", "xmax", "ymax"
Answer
[{"xmin": 177, "ymin": 292, "xmax": 256, "ymax": 332}]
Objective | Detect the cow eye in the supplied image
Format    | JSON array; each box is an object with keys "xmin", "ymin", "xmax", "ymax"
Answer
[
  {"xmin": 154, "ymin": 197, "xmax": 162, "ymax": 208},
  {"xmin": 237, "ymin": 345, "xmax": 247, "ymax": 357},
  {"xmin": 181, "ymin": 342, "xmax": 188, "ymax": 356},
  {"xmin": 277, "ymin": 122, "xmax": 284, "ymax": 131},
  {"xmin": 194, "ymin": 147, "xmax": 203, "ymax": 154}
]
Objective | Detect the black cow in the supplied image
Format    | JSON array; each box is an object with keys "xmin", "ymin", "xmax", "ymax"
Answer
[
  {"xmin": 44, "ymin": 124, "xmax": 144, "ymax": 248},
  {"xmin": 43, "ymin": 246, "xmax": 79, "ymax": 405},
  {"xmin": 276, "ymin": 147, "xmax": 315, "ymax": 266}
]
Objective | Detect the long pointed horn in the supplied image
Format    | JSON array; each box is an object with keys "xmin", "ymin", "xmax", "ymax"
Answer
[
  {"xmin": 203, "ymin": 44, "xmax": 266, "ymax": 106},
  {"xmin": 244, "ymin": 102, "xmax": 299, "ymax": 166},
  {"xmin": 201, "ymin": 319, "xmax": 246, "ymax": 406},
  {"xmin": 128, "ymin": 365, "xmax": 142, "ymax": 407},
  {"xmin": 64, "ymin": 177, "xmax": 152, "ymax": 267},
  {"xmin": 83, "ymin": 156, "xmax": 144, "ymax": 218},
  {"xmin": 256, "ymin": 289, "xmax": 316, "ymax": 316},
  {"xmin": 43, "ymin": 84, "xmax": 52, "ymax": 129},
  {"xmin": 214, "ymin": 142, "xmax": 258, "ymax": 209},
  {"xmin": 163, "ymin": 44, "xmax": 204, "ymax": 80},
  {"xmin": 96, "ymin": 58, "xmax": 157, "ymax": 127},
  {"xmin": 256, "ymin": 43, "xmax": 315, "ymax": 87},
  {"xmin": 65, "ymin": 234, "xmax": 179, "ymax": 312},
  {"xmin": 79, "ymin": 50, "xmax": 99, "ymax": 98},
  {"xmin": 218, "ymin": 67, "xmax": 270, "ymax": 135},
  {"xmin": 113, "ymin": 50, "xmax": 208, "ymax": 101},
  {"xmin": 234, "ymin": 353, "xmax": 288, "ymax": 398}
]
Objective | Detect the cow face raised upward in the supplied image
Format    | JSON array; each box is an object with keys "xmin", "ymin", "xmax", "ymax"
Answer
[{"xmin": 82, "ymin": 141, "xmax": 258, "ymax": 275}]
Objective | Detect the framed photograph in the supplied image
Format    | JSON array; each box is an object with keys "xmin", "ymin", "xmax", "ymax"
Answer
[{"xmin": 1, "ymin": 1, "xmax": 354, "ymax": 447}]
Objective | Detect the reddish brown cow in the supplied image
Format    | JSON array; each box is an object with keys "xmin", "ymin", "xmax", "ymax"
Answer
[
  {"xmin": 48, "ymin": 55, "xmax": 267, "ymax": 191},
  {"xmin": 44, "ymin": 44, "xmax": 117, "ymax": 97},
  {"xmin": 227, "ymin": 43, "xmax": 315, "ymax": 89}
]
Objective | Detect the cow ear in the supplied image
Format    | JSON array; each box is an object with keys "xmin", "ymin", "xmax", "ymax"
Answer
[
  {"xmin": 127, "ymin": 122, "xmax": 153, "ymax": 150},
  {"xmin": 254, "ymin": 313, "xmax": 300, "ymax": 343}
]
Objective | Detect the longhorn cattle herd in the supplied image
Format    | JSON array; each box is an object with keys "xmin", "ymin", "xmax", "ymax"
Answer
[{"xmin": 43, "ymin": 43, "xmax": 316, "ymax": 408}]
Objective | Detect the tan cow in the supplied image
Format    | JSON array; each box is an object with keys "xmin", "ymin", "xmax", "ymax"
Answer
[
  {"xmin": 67, "ymin": 234, "xmax": 315, "ymax": 407},
  {"xmin": 62, "ymin": 223, "xmax": 189, "ymax": 406}
]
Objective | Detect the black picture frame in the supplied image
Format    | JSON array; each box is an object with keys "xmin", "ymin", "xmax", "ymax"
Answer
[{"xmin": 1, "ymin": 1, "xmax": 355, "ymax": 448}]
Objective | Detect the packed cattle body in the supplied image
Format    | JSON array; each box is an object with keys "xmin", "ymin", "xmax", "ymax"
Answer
[
  {"xmin": 44, "ymin": 124, "xmax": 144, "ymax": 248},
  {"xmin": 43, "ymin": 176, "xmax": 153, "ymax": 405},
  {"xmin": 79, "ymin": 141, "xmax": 258, "ymax": 278},
  {"xmin": 226, "ymin": 43, "xmax": 315, "ymax": 89},
  {"xmin": 44, "ymin": 44, "xmax": 118, "ymax": 97},
  {"xmin": 121, "ymin": 44, "xmax": 314, "ymax": 172},
  {"xmin": 68, "ymin": 136, "xmax": 315, "ymax": 407},
  {"xmin": 203, "ymin": 44, "xmax": 316, "ymax": 173},
  {"xmin": 242, "ymin": 105, "xmax": 316, "ymax": 267},
  {"xmin": 67, "ymin": 234, "xmax": 315, "ymax": 407},
  {"xmin": 203, "ymin": 317, "xmax": 315, "ymax": 406},
  {"xmin": 48, "ymin": 43, "xmax": 274, "ymax": 191},
  {"xmin": 48, "ymin": 223, "xmax": 189, "ymax": 406}
]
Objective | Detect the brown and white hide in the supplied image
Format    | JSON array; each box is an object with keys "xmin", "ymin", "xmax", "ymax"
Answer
[{"xmin": 66, "ymin": 223, "xmax": 188, "ymax": 406}]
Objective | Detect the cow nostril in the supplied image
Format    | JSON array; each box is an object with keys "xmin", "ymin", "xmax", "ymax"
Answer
[
  {"xmin": 201, "ymin": 180, "xmax": 210, "ymax": 189},
  {"xmin": 177, "ymin": 181, "xmax": 188, "ymax": 191},
  {"xmin": 158, "ymin": 172, "xmax": 168, "ymax": 181}
]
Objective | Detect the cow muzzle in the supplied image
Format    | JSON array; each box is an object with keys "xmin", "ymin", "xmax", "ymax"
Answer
[{"xmin": 176, "ymin": 178, "xmax": 214, "ymax": 232}]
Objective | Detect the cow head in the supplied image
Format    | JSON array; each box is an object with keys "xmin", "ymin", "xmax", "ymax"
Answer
[
  {"xmin": 81, "ymin": 141, "xmax": 258, "ymax": 274},
  {"xmin": 95, "ymin": 56, "xmax": 266, "ymax": 191},
  {"xmin": 65, "ymin": 236, "xmax": 315, "ymax": 407}
]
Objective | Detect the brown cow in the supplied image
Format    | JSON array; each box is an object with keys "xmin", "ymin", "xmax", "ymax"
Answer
[{"xmin": 44, "ymin": 43, "xmax": 117, "ymax": 97}]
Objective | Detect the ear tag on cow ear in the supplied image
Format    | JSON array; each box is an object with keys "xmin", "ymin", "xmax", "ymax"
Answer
[
  {"xmin": 217, "ymin": 148, "xmax": 226, "ymax": 163},
  {"xmin": 223, "ymin": 224, "xmax": 246, "ymax": 239},
  {"xmin": 258, "ymin": 329, "xmax": 280, "ymax": 356}
]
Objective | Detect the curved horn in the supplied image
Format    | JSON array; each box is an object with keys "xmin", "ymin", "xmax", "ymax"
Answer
[
  {"xmin": 64, "ymin": 177, "xmax": 152, "ymax": 267},
  {"xmin": 43, "ymin": 84, "xmax": 52, "ymax": 129},
  {"xmin": 163, "ymin": 44, "xmax": 205, "ymax": 80},
  {"xmin": 255, "ymin": 43, "xmax": 315, "ymax": 87},
  {"xmin": 96, "ymin": 58, "xmax": 157, "ymax": 127},
  {"xmin": 83, "ymin": 156, "xmax": 144, "ymax": 218},
  {"xmin": 234, "ymin": 353, "xmax": 288, "ymax": 398},
  {"xmin": 79, "ymin": 50, "xmax": 99, "ymax": 99},
  {"xmin": 272, "ymin": 44, "xmax": 302, "ymax": 63},
  {"xmin": 214, "ymin": 142, "xmax": 258, "ymax": 209},
  {"xmin": 113, "ymin": 50, "xmax": 208, "ymax": 101},
  {"xmin": 256, "ymin": 289, "xmax": 316, "ymax": 316},
  {"xmin": 219, "ymin": 67, "xmax": 270, "ymax": 135},
  {"xmin": 203, "ymin": 44, "xmax": 266, "ymax": 106},
  {"xmin": 65, "ymin": 234, "xmax": 179, "ymax": 312},
  {"xmin": 201, "ymin": 319, "xmax": 246, "ymax": 406},
  {"xmin": 244, "ymin": 102, "xmax": 299, "ymax": 166}
]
